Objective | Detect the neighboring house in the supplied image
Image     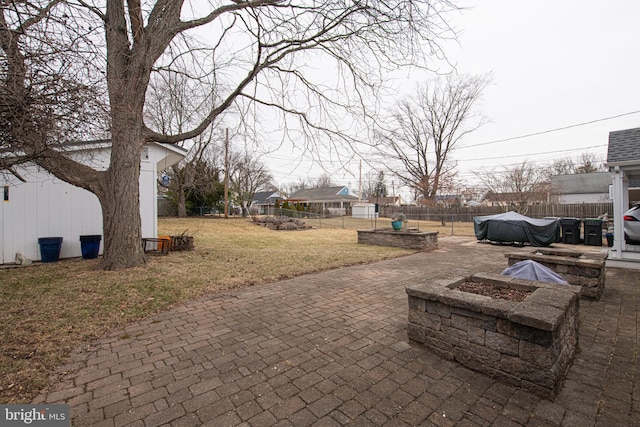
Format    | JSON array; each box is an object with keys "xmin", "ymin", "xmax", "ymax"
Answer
[
  {"xmin": 481, "ymin": 191, "xmax": 547, "ymax": 208},
  {"xmin": 605, "ymin": 127, "xmax": 640, "ymax": 269},
  {"xmin": 0, "ymin": 141, "xmax": 186, "ymax": 264},
  {"xmin": 434, "ymin": 194, "xmax": 463, "ymax": 207},
  {"xmin": 366, "ymin": 196, "xmax": 405, "ymax": 207},
  {"xmin": 288, "ymin": 186, "xmax": 359, "ymax": 216},
  {"xmin": 412, "ymin": 194, "xmax": 462, "ymax": 207},
  {"xmin": 249, "ymin": 191, "xmax": 282, "ymax": 215},
  {"xmin": 550, "ymin": 172, "xmax": 612, "ymax": 204}
]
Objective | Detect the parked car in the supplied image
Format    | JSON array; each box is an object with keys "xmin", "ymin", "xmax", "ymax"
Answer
[{"xmin": 624, "ymin": 204, "xmax": 640, "ymax": 243}]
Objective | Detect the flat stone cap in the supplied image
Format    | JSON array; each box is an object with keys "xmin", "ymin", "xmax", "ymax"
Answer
[
  {"xmin": 504, "ymin": 249, "xmax": 606, "ymax": 268},
  {"xmin": 406, "ymin": 272, "xmax": 581, "ymax": 331}
]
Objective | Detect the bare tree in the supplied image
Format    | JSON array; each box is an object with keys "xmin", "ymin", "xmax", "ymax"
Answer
[
  {"xmin": 146, "ymin": 74, "xmax": 227, "ymax": 218},
  {"xmin": 2, "ymin": 0, "xmax": 458, "ymax": 269},
  {"xmin": 547, "ymin": 153, "xmax": 606, "ymax": 178},
  {"xmin": 361, "ymin": 170, "xmax": 385, "ymax": 200},
  {"xmin": 228, "ymin": 150, "xmax": 274, "ymax": 216},
  {"xmin": 548, "ymin": 157, "xmax": 577, "ymax": 177},
  {"xmin": 361, "ymin": 170, "xmax": 388, "ymax": 199},
  {"xmin": 315, "ymin": 173, "xmax": 335, "ymax": 188},
  {"xmin": 375, "ymin": 74, "xmax": 489, "ymax": 202},
  {"xmin": 280, "ymin": 177, "xmax": 311, "ymax": 197},
  {"xmin": 0, "ymin": 2, "xmax": 108, "ymax": 179},
  {"xmin": 475, "ymin": 161, "xmax": 549, "ymax": 215},
  {"xmin": 420, "ymin": 169, "xmax": 461, "ymax": 225},
  {"xmin": 575, "ymin": 153, "xmax": 606, "ymax": 174}
]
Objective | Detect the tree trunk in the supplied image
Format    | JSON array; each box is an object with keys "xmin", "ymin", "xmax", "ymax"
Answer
[
  {"xmin": 177, "ymin": 185, "xmax": 188, "ymax": 218},
  {"xmin": 97, "ymin": 134, "xmax": 147, "ymax": 270}
]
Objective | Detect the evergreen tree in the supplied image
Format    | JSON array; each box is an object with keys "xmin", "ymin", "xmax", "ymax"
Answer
[{"xmin": 374, "ymin": 171, "xmax": 388, "ymax": 198}]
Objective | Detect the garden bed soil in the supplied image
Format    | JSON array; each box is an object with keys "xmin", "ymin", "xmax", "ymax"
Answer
[{"xmin": 458, "ymin": 281, "xmax": 531, "ymax": 302}]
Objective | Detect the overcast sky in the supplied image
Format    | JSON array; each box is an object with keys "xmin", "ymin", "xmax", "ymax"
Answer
[{"xmin": 263, "ymin": 1, "xmax": 640, "ymax": 198}]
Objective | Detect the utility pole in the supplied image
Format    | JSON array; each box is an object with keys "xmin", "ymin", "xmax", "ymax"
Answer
[
  {"xmin": 224, "ymin": 128, "xmax": 229, "ymax": 219},
  {"xmin": 358, "ymin": 160, "xmax": 362, "ymax": 203}
]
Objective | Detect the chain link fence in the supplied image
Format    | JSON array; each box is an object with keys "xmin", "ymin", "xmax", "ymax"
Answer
[{"xmin": 252, "ymin": 208, "xmax": 477, "ymax": 236}]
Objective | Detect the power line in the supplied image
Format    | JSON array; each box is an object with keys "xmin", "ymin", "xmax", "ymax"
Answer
[
  {"xmin": 264, "ymin": 110, "xmax": 637, "ymax": 184},
  {"xmin": 460, "ymin": 110, "xmax": 640, "ymax": 149},
  {"xmin": 456, "ymin": 144, "xmax": 607, "ymax": 162}
]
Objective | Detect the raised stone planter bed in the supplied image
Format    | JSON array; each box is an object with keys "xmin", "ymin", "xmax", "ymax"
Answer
[
  {"xmin": 505, "ymin": 248, "xmax": 606, "ymax": 299},
  {"xmin": 357, "ymin": 228, "xmax": 438, "ymax": 251},
  {"xmin": 253, "ymin": 216, "xmax": 312, "ymax": 231},
  {"xmin": 406, "ymin": 272, "xmax": 581, "ymax": 399}
]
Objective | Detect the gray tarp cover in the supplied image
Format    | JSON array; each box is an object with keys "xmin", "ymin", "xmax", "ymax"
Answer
[
  {"xmin": 473, "ymin": 211, "xmax": 559, "ymax": 247},
  {"xmin": 501, "ymin": 260, "xmax": 569, "ymax": 285}
]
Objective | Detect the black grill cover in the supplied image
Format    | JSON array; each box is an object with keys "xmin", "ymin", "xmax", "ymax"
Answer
[{"xmin": 473, "ymin": 211, "xmax": 559, "ymax": 247}]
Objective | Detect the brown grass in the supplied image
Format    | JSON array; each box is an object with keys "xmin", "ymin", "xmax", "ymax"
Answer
[{"xmin": 0, "ymin": 216, "xmax": 473, "ymax": 403}]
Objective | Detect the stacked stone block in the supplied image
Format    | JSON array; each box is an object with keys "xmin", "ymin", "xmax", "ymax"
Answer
[
  {"xmin": 406, "ymin": 273, "xmax": 581, "ymax": 400},
  {"xmin": 505, "ymin": 248, "xmax": 606, "ymax": 299},
  {"xmin": 357, "ymin": 229, "xmax": 438, "ymax": 250}
]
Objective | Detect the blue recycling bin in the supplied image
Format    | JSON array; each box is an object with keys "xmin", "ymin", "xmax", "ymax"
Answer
[
  {"xmin": 80, "ymin": 235, "xmax": 102, "ymax": 259},
  {"xmin": 38, "ymin": 237, "xmax": 63, "ymax": 263}
]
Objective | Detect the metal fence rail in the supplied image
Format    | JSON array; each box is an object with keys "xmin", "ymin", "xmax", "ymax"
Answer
[
  {"xmin": 252, "ymin": 209, "xmax": 475, "ymax": 235},
  {"xmin": 249, "ymin": 203, "xmax": 614, "ymax": 237}
]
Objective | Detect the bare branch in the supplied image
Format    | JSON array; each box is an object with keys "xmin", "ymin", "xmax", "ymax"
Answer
[
  {"xmin": 376, "ymin": 74, "xmax": 489, "ymax": 201},
  {"xmin": 1, "ymin": 0, "xmax": 461, "ymax": 268},
  {"xmin": 474, "ymin": 161, "xmax": 550, "ymax": 215}
]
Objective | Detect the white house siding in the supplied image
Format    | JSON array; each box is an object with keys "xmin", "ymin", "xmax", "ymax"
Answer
[
  {"xmin": 557, "ymin": 193, "xmax": 611, "ymax": 204},
  {"xmin": 0, "ymin": 143, "xmax": 184, "ymax": 264},
  {"xmin": 1, "ymin": 165, "xmax": 104, "ymax": 263},
  {"xmin": 140, "ymin": 167, "xmax": 157, "ymax": 240}
]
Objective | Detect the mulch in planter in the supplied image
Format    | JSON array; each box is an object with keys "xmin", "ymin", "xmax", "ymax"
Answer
[{"xmin": 457, "ymin": 281, "xmax": 531, "ymax": 302}]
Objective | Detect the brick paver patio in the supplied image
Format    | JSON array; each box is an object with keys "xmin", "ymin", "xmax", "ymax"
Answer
[{"xmin": 35, "ymin": 236, "xmax": 640, "ymax": 426}]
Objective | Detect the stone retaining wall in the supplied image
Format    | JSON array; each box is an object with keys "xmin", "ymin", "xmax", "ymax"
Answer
[
  {"xmin": 505, "ymin": 248, "xmax": 606, "ymax": 299},
  {"xmin": 406, "ymin": 272, "xmax": 581, "ymax": 400},
  {"xmin": 357, "ymin": 229, "xmax": 438, "ymax": 251}
]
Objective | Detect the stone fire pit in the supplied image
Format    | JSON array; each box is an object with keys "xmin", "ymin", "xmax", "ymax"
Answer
[
  {"xmin": 406, "ymin": 272, "xmax": 581, "ymax": 399},
  {"xmin": 357, "ymin": 228, "xmax": 438, "ymax": 250},
  {"xmin": 505, "ymin": 248, "xmax": 606, "ymax": 299}
]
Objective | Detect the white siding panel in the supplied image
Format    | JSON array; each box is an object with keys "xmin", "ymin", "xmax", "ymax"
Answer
[
  {"xmin": 22, "ymin": 180, "xmax": 39, "ymax": 260},
  {"xmin": 140, "ymin": 158, "xmax": 157, "ymax": 239},
  {"xmin": 0, "ymin": 168, "xmax": 104, "ymax": 263},
  {"xmin": 558, "ymin": 193, "xmax": 611, "ymax": 204},
  {"xmin": 0, "ymin": 143, "xmax": 182, "ymax": 264},
  {"xmin": 3, "ymin": 175, "xmax": 41, "ymax": 262}
]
